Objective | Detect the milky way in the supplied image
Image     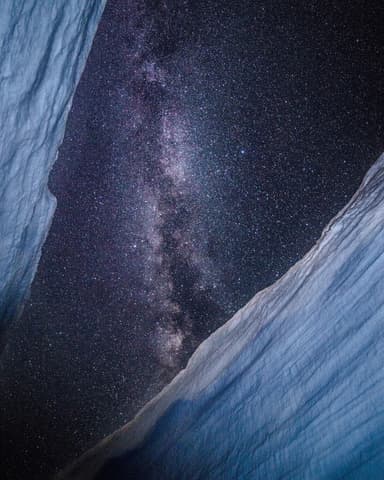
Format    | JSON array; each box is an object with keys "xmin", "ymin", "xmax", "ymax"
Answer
[
  {"xmin": 108, "ymin": 1, "xmax": 228, "ymax": 371},
  {"xmin": 1, "ymin": 1, "xmax": 383, "ymax": 479}
]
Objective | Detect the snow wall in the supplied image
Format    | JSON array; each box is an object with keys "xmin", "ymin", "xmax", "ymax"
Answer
[
  {"xmin": 60, "ymin": 154, "xmax": 384, "ymax": 479},
  {"xmin": 0, "ymin": 0, "xmax": 106, "ymax": 352}
]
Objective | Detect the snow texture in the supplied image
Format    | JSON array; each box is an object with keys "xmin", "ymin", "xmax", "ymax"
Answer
[
  {"xmin": 0, "ymin": 0, "xmax": 106, "ymax": 351},
  {"xmin": 60, "ymin": 154, "xmax": 384, "ymax": 480}
]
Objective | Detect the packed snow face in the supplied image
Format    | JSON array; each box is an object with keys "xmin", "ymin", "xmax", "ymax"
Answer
[
  {"xmin": 60, "ymin": 154, "xmax": 384, "ymax": 479},
  {"xmin": 0, "ymin": 0, "xmax": 106, "ymax": 351}
]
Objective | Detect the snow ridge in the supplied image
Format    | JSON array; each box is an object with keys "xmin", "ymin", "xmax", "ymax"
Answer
[
  {"xmin": 60, "ymin": 153, "xmax": 384, "ymax": 479},
  {"xmin": 0, "ymin": 0, "xmax": 106, "ymax": 352}
]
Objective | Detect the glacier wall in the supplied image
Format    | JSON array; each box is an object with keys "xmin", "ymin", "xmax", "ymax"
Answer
[
  {"xmin": 60, "ymin": 154, "xmax": 384, "ymax": 479},
  {"xmin": 0, "ymin": 0, "xmax": 106, "ymax": 351}
]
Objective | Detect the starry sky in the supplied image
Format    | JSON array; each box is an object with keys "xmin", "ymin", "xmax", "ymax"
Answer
[{"xmin": 1, "ymin": 1, "xmax": 384, "ymax": 479}]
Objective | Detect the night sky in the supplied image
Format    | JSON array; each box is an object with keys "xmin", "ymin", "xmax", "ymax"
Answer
[{"xmin": 1, "ymin": 1, "xmax": 383, "ymax": 479}]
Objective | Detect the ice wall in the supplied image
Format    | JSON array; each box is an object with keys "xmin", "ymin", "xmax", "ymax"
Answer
[
  {"xmin": 60, "ymin": 154, "xmax": 384, "ymax": 479},
  {"xmin": 0, "ymin": 0, "xmax": 106, "ymax": 351}
]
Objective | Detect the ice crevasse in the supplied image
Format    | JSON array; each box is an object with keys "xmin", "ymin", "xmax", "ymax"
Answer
[
  {"xmin": 60, "ymin": 154, "xmax": 384, "ymax": 479},
  {"xmin": 0, "ymin": 0, "xmax": 106, "ymax": 352}
]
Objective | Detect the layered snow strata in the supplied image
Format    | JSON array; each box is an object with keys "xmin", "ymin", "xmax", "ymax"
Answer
[
  {"xmin": 60, "ymin": 153, "xmax": 384, "ymax": 479},
  {"xmin": 0, "ymin": 0, "xmax": 106, "ymax": 351}
]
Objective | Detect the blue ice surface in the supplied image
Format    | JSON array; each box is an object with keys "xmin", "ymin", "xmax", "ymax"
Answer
[
  {"xmin": 0, "ymin": 0, "xmax": 106, "ymax": 351},
  {"xmin": 59, "ymin": 154, "xmax": 384, "ymax": 479}
]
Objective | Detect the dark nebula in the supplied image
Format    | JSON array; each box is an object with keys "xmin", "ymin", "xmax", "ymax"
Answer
[{"xmin": 1, "ymin": 1, "xmax": 383, "ymax": 479}]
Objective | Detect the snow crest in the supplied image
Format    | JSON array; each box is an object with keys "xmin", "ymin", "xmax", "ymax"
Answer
[
  {"xmin": 0, "ymin": 0, "xmax": 106, "ymax": 351},
  {"xmin": 59, "ymin": 153, "xmax": 384, "ymax": 479}
]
